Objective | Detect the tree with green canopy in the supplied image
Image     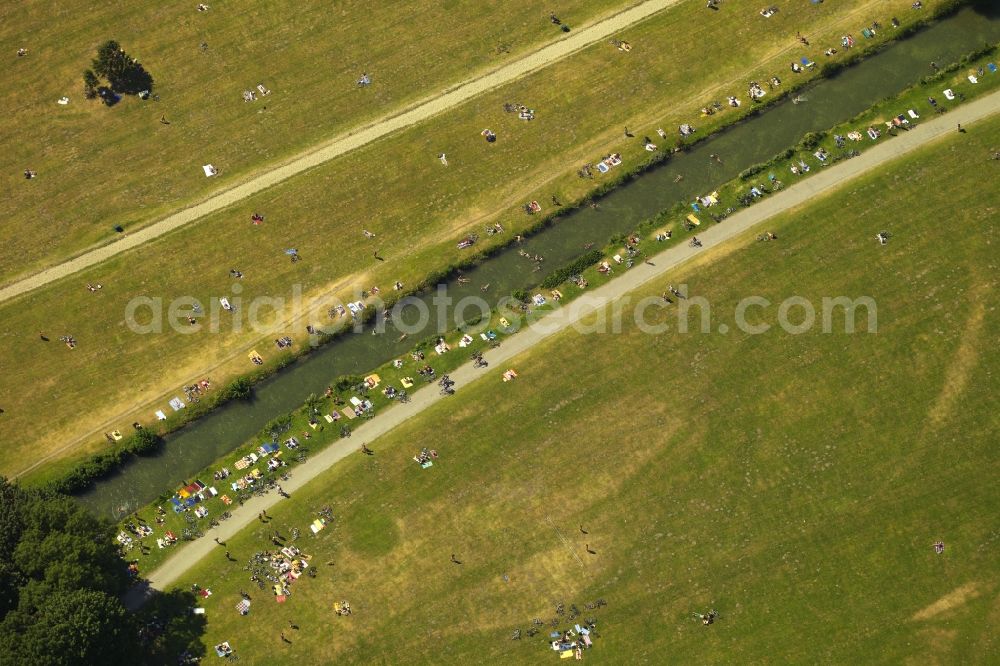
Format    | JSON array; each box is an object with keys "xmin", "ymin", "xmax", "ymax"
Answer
[
  {"xmin": 0, "ymin": 478, "xmax": 204, "ymax": 665},
  {"xmin": 89, "ymin": 40, "xmax": 154, "ymax": 96}
]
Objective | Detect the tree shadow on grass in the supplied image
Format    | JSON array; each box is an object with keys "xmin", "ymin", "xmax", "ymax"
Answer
[
  {"xmin": 970, "ymin": 0, "xmax": 1000, "ymax": 19},
  {"xmin": 134, "ymin": 588, "xmax": 207, "ymax": 664}
]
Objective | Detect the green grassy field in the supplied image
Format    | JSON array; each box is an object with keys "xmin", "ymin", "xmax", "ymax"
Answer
[
  {"xmin": 1, "ymin": 0, "xmax": 923, "ymax": 479},
  {"xmin": 163, "ymin": 109, "xmax": 1000, "ymax": 663},
  {"xmin": 0, "ymin": 0, "xmax": 628, "ymax": 281}
]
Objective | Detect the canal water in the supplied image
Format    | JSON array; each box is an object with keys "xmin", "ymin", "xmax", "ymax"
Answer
[{"xmin": 79, "ymin": 6, "xmax": 1000, "ymax": 516}]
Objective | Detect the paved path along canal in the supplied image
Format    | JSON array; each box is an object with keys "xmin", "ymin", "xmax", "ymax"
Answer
[{"xmin": 124, "ymin": 89, "xmax": 1000, "ymax": 607}]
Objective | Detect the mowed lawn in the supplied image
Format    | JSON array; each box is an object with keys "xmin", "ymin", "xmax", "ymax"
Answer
[
  {"xmin": 167, "ymin": 112, "xmax": 1000, "ymax": 663},
  {"xmin": 0, "ymin": 0, "xmax": 919, "ymax": 478},
  {"xmin": 0, "ymin": 0, "xmax": 628, "ymax": 281}
]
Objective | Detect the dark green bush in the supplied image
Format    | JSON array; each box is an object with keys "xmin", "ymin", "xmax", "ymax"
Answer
[
  {"xmin": 739, "ymin": 162, "xmax": 767, "ymax": 181},
  {"xmin": 798, "ymin": 131, "xmax": 825, "ymax": 151},
  {"xmin": 540, "ymin": 250, "xmax": 604, "ymax": 288},
  {"xmin": 222, "ymin": 376, "xmax": 253, "ymax": 401},
  {"xmin": 335, "ymin": 375, "xmax": 362, "ymax": 391},
  {"xmin": 125, "ymin": 428, "xmax": 162, "ymax": 455},
  {"xmin": 264, "ymin": 414, "xmax": 293, "ymax": 437}
]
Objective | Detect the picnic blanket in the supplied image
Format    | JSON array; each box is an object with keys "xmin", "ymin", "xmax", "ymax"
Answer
[
  {"xmin": 169, "ymin": 397, "xmax": 186, "ymax": 411},
  {"xmin": 202, "ymin": 164, "xmax": 217, "ymax": 177}
]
